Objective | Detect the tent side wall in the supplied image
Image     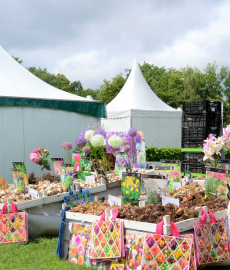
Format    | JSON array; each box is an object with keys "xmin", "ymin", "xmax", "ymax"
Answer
[
  {"xmin": 101, "ymin": 117, "xmax": 131, "ymax": 132},
  {"xmin": 0, "ymin": 106, "xmax": 99, "ymax": 183}
]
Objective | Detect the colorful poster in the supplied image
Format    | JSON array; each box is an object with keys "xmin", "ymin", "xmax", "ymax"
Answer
[
  {"xmin": 121, "ymin": 172, "xmax": 142, "ymax": 205},
  {"xmin": 217, "ymin": 160, "xmax": 230, "ymax": 170},
  {"xmin": 136, "ymin": 131, "xmax": 146, "ymax": 169},
  {"xmin": 115, "ymin": 152, "xmax": 127, "ymax": 176},
  {"xmin": 143, "ymin": 175, "xmax": 169, "ymax": 205},
  {"xmin": 64, "ymin": 190, "xmax": 92, "ymax": 207},
  {"xmin": 12, "ymin": 162, "xmax": 28, "ymax": 185},
  {"xmin": 0, "ymin": 175, "xmax": 9, "ymax": 189},
  {"xmin": 155, "ymin": 166, "xmax": 182, "ymax": 192},
  {"xmin": 78, "ymin": 157, "xmax": 92, "ymax": 181},
  {"xmin": 51, "ymin": 158, "xmax": 64, "ymax": 175},
  {"xmin": 10, "ymin": 168, "xmax": 26, "ymax": 193},
  {"xmin": 60, "ymin": 164, "xmax": 74, "ymax": 189},
  {"xmin": 206, "ymin": 167, "xmax": 230, "ymax": 201},
  {"xmin": 72, "ymin": 151, "xmax": 84, "ymax": 171}
]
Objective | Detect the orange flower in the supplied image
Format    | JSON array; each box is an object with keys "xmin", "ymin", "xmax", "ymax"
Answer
[
  {"xmin": 199, "ymin": 243, "xmax": 204, "ymax": 250},
  {"xmin": 157, "ymin": 239, "xmax": 165, "ymax": 247},
  {"xmin": 208, "ymin": 256, "xmax": 213, "ymax": 262},
  {"xmin": 157, "ymin": 254, "xmax": 164, "ymax": 263},
  {"xmin": 19, "ymin": 226, "xmax": 24, "ymax": 234},
  {"xmin": 3, "ymin": 238, "xmax": 7, "ymax": 243},
  {"xmin": 206, "ymin": 244, "xmax": 211, "ymax": 251},
  {"xmin": 71, "ymin": 246, "xmax": 77, "ymax": 257},
  {"xmin": 153, "ymin": 235, "xmax": 161, "ymax": 240},
  {"xmin": 180, "ymin": 258, "xmax": 187, "ymax": 268},
  {"xmin": 151, "ymin": 246, "xmax": 160, "ymax": 256},
  {"xmin": 93, "ymin": 252, "xmax": 97, "ymax": 257},
  {"xmin": 97, "ymin": 232, "xmax": 103, "ymax": 241},
  {"xmin": 0, "ymin": 223, "xmax": 3, "ymax": 229},
  {"xmin": 2, "ymin": 227, "xmax": 7, "ymax": 234},
  {"xmin": 142, "ymin": 262, "xmax": 147, "ymax": 268},
  {"xmin": 101, "ymin": 251, "xmax": 105, "ymax": 257},
  {"xmin": 77, "ymin": 255, "xmax": 84, "ymax": 265},
  {"xmin": 101, "ymin": 239, "xmax": 106, "ymax": 247},
  {"xmin": 201, "ymin": 235, "xmax": 206, "ymax": 243},
  {"xmin": 82, "ymin": 238, "xmax": 87, "ymax": 247},
  {"xmin": 146, "ymin": 253, "xmax": 152, "ymax": 260}
]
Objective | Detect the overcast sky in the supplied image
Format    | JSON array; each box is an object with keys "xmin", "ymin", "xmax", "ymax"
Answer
[{"xmin": 1, "ymin": 0, "xmax": 230, "ymax": 89}]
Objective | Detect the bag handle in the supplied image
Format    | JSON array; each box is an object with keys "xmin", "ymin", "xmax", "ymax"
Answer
[
  {"xmin": 208, "ymin": 210, "xmax": 216, "ymax": 223},
  {"xmin": 100, "ymin": 208, "xmax": 119, "ymax": 221},
  {"xmin": 156, "ymin": 219, "xmax": 179, "ymax": 237},
  {"xmin": 0, "ymin": 202, "xmax": 18, "ymax": 214},
  {"xmin": 200, "ymin": 209, "xmax": 216, "ymax": 224}
]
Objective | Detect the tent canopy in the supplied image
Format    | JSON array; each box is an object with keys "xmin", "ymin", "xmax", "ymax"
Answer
[
  {"xmin": 0, "ymin": 46, "xmax": 105, "ymax": 118},
  {"xmin": 106, "ymin": 59, "xmax": 180, "ymax": 118}
]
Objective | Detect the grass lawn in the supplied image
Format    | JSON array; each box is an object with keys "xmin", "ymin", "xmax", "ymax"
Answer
[{"xmin": 0, "ymin": 236, "xmax": 229, "ymax": 270}]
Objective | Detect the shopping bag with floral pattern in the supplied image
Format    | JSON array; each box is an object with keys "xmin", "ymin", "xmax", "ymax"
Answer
[
  {"xmin": 89, "ymin": 208, "xmax": 124, "ymax": 261},
  {"xmin": 193, "ymin": 209, "xmax": 229, "ymax": 265},
  {"xmin": 142, "ymin": 220, "xmax": 194, "ymax": 270},
  {"xmin": 0, "ymin": 202, "xmax": 28, "ymax": 244}
]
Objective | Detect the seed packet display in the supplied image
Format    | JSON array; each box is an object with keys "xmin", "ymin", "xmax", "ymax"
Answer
[
  {"xmin": 217, "ymin": 159, "xmax": 230, "ymax": 170},
  {"xmin": 78, "ymin": 157, "xmax": 92, "ymax": 181},
  {"xmin": 72, "ymin": 151, "xmax": 84, "ymax": 171},
  {"xmin": 10, "ymin": 168, "xmax": 26, "ymax": 193},
  {"xmin": 12, "ymin": 162, "xmax": 28, "ymax": 185},
  {"xmin": 115, "ymin": 152, "xmax": 127, "ymax": 176},
  {"xmin": 64, "ymin": 190, "xmax": 92, "ymax": 207},
  {"xmin": 143, "ymin": 175, "xmax": 168, "ymax": 205},
  {"xmin": 155, "ymin": 166, "xmax": 182, "ymax": 192},
  {"xmin": 121, "ymin": 172, "xmax": 141, "ymax": 205},
  {"xmin": 0, "ymin": 175, "xmax": 9, "ymax": 189},
  {"xmin": 60, "ymin": 164, "xmax": 74, "ymax": 189},
  {"xmin": 51, "ymin": 158, "xmax": 64, "ymax": 175},
  {"xmin": 206, "ymin": 167, "xmax": 230, "ymax": 201}
]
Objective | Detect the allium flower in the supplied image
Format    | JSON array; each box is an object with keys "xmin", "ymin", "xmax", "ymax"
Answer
[
  {"xmin": 83, "ymin": 146, "xmax": 91, "ymax": 154},
  {"xmin": 94, "ymin": 129, "xmax": 106, "ymax": 138},
  {"xmin": 121, "ymin": 140, "xmax": 129, "ymax": 147},
  {"xmin": 62, "ymin": 142, "xmax": 72, "ymax": 150},
  {"xmin": 108, "ymin": 135, "xmax": 123, "ymax": 149},
  {"xmin": 85, "ymin": 130, "xmax": 95, "ymax": 141},
  {"xmin": 123, "ymin": 145, "xmax": 130, "ymax": 154},
  {"xmin": 30, "ymin": 153, "xmax": 42, "ymax": 164},
  {"xmin": 91, "ymin": 134, "xmax": 104, "ymax": 147},
  {"xmin": 75, "ymin": 137, "xmax": 87, "ymax": 148},
  {"xmin": 128, "ymin": 128, "xmax": 137, "ymax": 137},
  {"xmin": 136, "ymin": 134, "xmax": 142, "ymax": 143}
]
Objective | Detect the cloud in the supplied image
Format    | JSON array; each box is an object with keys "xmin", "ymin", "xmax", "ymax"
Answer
[{"xmin": 0, "ymin": 0, "xmax": 228, "ymax": 89}]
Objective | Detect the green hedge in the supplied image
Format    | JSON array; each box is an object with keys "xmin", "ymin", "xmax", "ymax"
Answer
[{"xmin": 76, "ymin": 145, "xmax": 230, "ymax": 161}]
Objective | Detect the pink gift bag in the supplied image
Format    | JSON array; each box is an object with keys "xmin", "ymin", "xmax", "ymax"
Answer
[
  {"xmin": 0, "ymin": 202, "xmax": 28, "ymax": 244},
  {"xmin": 193, "ymin": 209, "xmax": 229, "ymax": 265}
]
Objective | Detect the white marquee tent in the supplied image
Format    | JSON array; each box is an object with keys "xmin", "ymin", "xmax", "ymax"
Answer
[
  {"xmin": 101, "ymin": 59, "xmax": 182, "ymax": 147},
  {"xmin": 0, "ymin": 46, "xmax": 105, "ymax": 183}
]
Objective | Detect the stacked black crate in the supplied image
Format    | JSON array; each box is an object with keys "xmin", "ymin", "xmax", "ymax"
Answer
[{"xmin": 181, "ymin": 100, "xmax": 221, "ymax": 174}]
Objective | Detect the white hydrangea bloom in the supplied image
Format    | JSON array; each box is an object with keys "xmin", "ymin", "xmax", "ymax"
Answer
[
  {"xmin": 137, "ymin": 152, "xmax": 146, "ymax": 163},
  {"xmin": 108, "ymin": 135, "xmax": 123, "ymax": 149},
  {"xmin": 91, "ymin": 134, "xmax": 104, "ymax": 147},
  {"xmin": 85, "ymin": 130, "xmax": 95, "ymax": 142}
]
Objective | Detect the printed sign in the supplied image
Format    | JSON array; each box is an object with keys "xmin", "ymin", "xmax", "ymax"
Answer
[
  {"xmin": 85, "ymin": 175, "xmax": 95, "ymax": 183},
  {"xmin": 162, "ymin": 196, "xmax": 179, "ymax": 207},
  {"xmin": 28, "ymin": 188, "xmax": 38, "ymax": 198},
  {"xmin": 108, "ymin": 195, "xmax": 122, "ymax": 206}
]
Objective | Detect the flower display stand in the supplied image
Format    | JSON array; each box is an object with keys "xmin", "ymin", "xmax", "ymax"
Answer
[{"xmin": 63, "ymin": 205, "xmax": 230, "ymax": 266}]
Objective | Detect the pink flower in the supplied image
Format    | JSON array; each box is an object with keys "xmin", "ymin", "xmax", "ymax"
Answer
[
  {"xmin": 44, "ymin": 149, "xmax": 48, "ymax": 152},
  {"xmin": 75, "ymin": 235, "xmax": 81, "ymax": 246},
  {"xmin": 30, "ymin": 153, "xmax": 42, "ymax": 164},
  {"xmin": 77, "ymin": 244, "xmax": 84, "ymax": 255}
]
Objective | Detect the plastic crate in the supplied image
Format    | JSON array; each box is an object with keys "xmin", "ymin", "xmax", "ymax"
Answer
[
  {"xmin": 181, "ymin": 152, "xmax": 204, "ymax": 165},
  {"xmin": 182, "ymin": 127, "xmax": 220, "ymax": 140},
  {"xmin": 181, "ymin": 164, "xmax": 206, "ymax": 174},
  {"xmin": 182, "ymin": 113, "xmax": 220, "ymax": 128},
  {"xmin": 183, "ymin": 100, "xmax": 221, "ymax": 113},
  {"xmin": 182, "ymin": 140, "xmax": 203, "ymax": 148}
]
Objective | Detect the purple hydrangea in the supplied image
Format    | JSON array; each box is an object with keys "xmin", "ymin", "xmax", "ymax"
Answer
[
  {"xmin": 83, "ymin": 146, "xmax": 91, "ymax": 154},
  {"xmin": 136, "ymin": 134, "xmax": 142, "ymax": 143},
  {"xmin": 94, "ymin": 129, "xmax": 107, "ymax": 138},
  {"xmin": 123, "ymin": 145, "xmax": 130, "ymax": 154},
  {"xmin": 128, "ymin": 128, "xmax": 137, "ymax": 137},
  {"xmin": 75, "ymin": 136, "xmax": 87, "ymax": 148}
]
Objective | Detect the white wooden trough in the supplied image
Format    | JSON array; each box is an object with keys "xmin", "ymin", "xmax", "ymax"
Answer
[
  {"xmin": 62, "ymin": 202, "xmax": 230, "ymax": 264},
  {"xmin": 0, "ymin": 181, "xmax": 107, "ymax": 237}
]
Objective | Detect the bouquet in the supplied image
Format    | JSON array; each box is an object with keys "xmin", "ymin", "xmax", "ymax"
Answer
[{"xmin": 30, "ymin": 148, "xmax": 51, "ymax": 171}]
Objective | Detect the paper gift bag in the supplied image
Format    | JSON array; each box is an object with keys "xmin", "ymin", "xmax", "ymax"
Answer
[
  {"xmin": 193, "ymin": 209, "xmax": 229, "ymax": 265},
  {"xmin": 0, "ymin": 202, "xmax": 28, "ymax": 244},
  {"xmin": 142, "ymin": 220, "xmax": 194, "ymax": 270},
  {"xmin": 89, "ymin": 208, "xmax": 124, "ymax": 260}
]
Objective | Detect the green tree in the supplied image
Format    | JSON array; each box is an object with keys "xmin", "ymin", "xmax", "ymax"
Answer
[
  {"xmin": 77, "ymin": 88, "xmax": 99, "ymax": 100},
  {"xmin": 12, "ymin": 56, "xmax": 23, "ymax": 64},
  {"xmin": 97, "ymin": 74, "xmax": 126, "ymax": 104}
]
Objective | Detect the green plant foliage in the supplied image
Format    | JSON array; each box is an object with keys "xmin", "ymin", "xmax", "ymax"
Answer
[{"xmin": 146, "ymin": 147, "xmax": 181, "ymax": 161}]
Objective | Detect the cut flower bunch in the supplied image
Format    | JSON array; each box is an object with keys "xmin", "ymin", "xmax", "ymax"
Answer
[
  {"xmin": 30, "ymin": 148, "xmax": 51, "ymax": 171},
  {"xmin": 203, "ymin": 124, "xmax": 230, "ymax": 167}
]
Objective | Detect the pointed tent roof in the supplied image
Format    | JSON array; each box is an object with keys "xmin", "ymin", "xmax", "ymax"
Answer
[
  {"xmin": 0, "ymin": 46, "xmax": 105, "ymax": 118},
  {"xmin": 106, "ymin": 59, "xmax": 178, "ymax": 118}
]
